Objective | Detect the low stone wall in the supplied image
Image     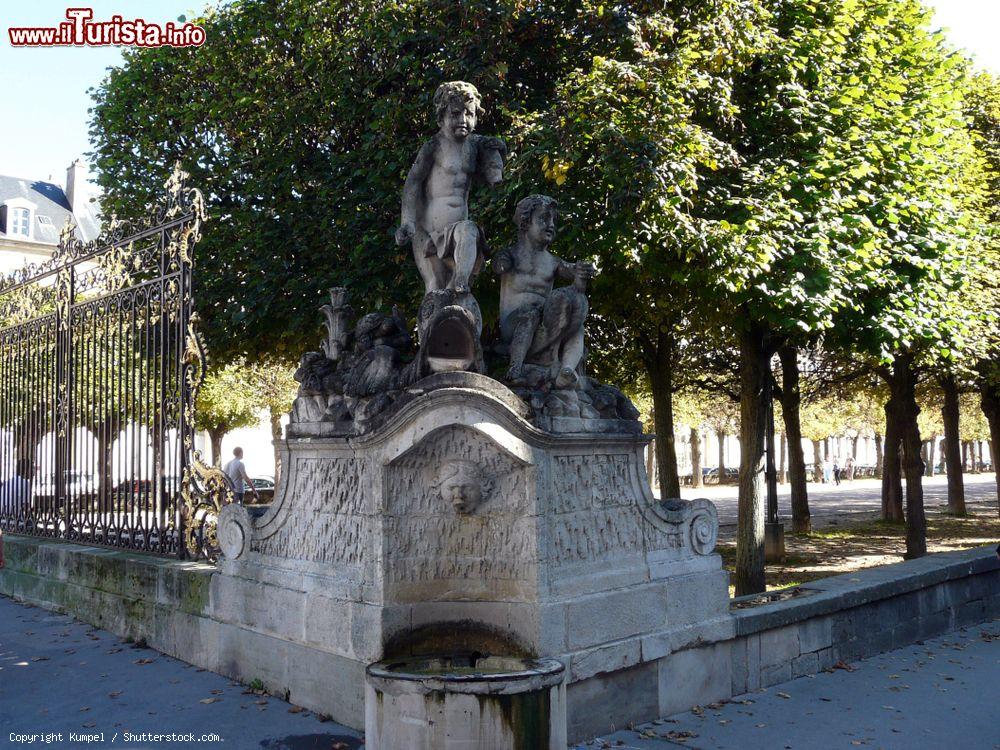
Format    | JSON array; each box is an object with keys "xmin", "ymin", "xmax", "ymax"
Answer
[
  {"xmin": 1, "ymin": 536, "xmax": 997, "ymax": 742},
  {"xmin": 726, "ymin": 545, "xmax": 1000, "ymax": 697},
  {"xmin": 0, "ymin": 535, "xmax": 364, "ymax": 728}
]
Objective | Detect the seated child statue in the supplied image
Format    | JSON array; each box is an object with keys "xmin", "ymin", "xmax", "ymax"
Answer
[{"xmin": 493, "ymin": 195, "xmax": 596, "ymax": 389}]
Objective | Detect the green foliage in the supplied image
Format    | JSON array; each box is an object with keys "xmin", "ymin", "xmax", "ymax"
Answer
[
  {"xmin": 89, "ymin": 0, "xmax": 648, "ymax": 364},
  {"xmin": 195, "ymin": 361, "xmax": 262, "ymax": 436}
]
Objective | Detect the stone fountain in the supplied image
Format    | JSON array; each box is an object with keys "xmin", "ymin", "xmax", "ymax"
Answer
[{"xmin": 216, "ymin": 81, "xmax": 730, "ymax": 747}]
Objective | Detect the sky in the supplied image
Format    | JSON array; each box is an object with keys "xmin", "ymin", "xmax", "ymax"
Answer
[{"xmin": 0, "ymin": 0, "xmax": 998, "ymax": 191}]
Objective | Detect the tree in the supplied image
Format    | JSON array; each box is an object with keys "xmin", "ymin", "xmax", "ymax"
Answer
[
  {"xmin": 817, "ymin": 1, "xmax": 990, "ymax": 558},
  {"xmin": 939, "ymin": 373, "xmax": 967, "ymax": 513},
  {"xmin": 195, "ymin": 362, "xmax": 261, "ymax": 464},
  {"xmin": 775, "ymin": 345, "xmax": 810, "ymax": 532},
  {"xmin": 242, "ymin": 362, "xmax": 297, "ymax": 483},
  {"xmin": 965, "ymin": 72, "xmax": 1000, "ymax": 512}
]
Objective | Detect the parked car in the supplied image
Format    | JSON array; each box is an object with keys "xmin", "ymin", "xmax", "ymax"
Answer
[{"xmin": 248, "ymin": 476, "xmax": 275, "ymax": 503}]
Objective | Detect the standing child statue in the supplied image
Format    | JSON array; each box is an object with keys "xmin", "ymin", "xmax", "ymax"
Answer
[
  {"xmin": 395, "ymin": 81, "xmax": 507, "ymax": 295},
  {"xmin": 494, "ymin": 194, "xmax": 596, "ymax": 388}
]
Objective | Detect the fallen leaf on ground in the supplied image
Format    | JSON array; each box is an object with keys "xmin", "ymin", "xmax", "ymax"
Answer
[
  {"xmin": 82, "ymin": 722, "xmax": 96, "ymax": 728},
  {"xmin": 31, "ymin": 656, "xmax": 49, "ymax": 662},
  {"xmin": 663, "ymin": 731, "xmax": 698, "ymax": 741},
  {"xmin": 108, "ymin": 691, "xmax": 122, "ymax": 698},
  {"xmin": 200, "ymin": 697, "xmax": 220, "ymax": 704},
  {"xmin": 288, "ymin": 706, "xmax": 304, "ymax": 714},
  {"xmin": 777, "ymin": 692, "xmax": 791, "ymax": 699},
  {"xmin": 833, "ymin": 661, "xmax": 856, "ymax": 672},
  {"xmin": 133, "ymin": 658, "xmax": 154, "ymax": 665},
  {"xmin": 210, "ymin": 689, "xmax": 224, "ymax": 695},
  {"xmin": 255, "ymin": 700, "xmax": 268, "ymax": 706}
]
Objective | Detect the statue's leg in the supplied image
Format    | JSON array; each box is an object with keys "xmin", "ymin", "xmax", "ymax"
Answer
[
  {"xmin": 413, "ymin": 234, "xmax": 446, "ymax": 291},
  {"xmin": 506, "ymin": 307, "xmax": 541, "ymax": 379},
  {"xmin": 537, "ymin": 290, "xmax": 587, "ymax": 388},
  {"xmin": 449, "ymin": 220, "xmax": 479, "ymax": 294}
]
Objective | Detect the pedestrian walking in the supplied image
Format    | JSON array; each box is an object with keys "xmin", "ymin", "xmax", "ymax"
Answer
[
  {"xmin": 223, "ymin": 447, "xmax": 259, "ymax": 503},
  {"xmin": 833, "ymin": 458, "xmax": 841, "ymax": 486}
]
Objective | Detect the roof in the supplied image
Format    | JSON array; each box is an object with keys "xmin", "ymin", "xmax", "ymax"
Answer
[{"xmin": 0, "ymin": 173, "xmax": 101, "ymax": 244}]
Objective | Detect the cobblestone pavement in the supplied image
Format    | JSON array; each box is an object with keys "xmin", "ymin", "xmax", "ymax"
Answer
[
  {"xmin": 580, "ymin": 618, "xmax": 1000, "ymax": 750},
  {"xmin": 678, "ymin": 472, "xmax": 998, "ymax": 528}
]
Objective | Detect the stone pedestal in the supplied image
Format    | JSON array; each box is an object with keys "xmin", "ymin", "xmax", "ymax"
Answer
[
  {"xmin": 765, "ymin": 521, "xmax": 786, "ymax": 562},
  {"xmin": 217, "ymin": 373, "xmax": 732, "ymax": 738}
]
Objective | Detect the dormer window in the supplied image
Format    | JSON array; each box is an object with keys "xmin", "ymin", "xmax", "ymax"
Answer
[{"xmin": 10, "ymin": 207, "xmax": 30, "ymax": 237}]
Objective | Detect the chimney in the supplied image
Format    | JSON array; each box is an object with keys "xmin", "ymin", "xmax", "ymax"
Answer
[{"xmin": 65, "ymin": 159, "xmax": 87, "ymax": 217}]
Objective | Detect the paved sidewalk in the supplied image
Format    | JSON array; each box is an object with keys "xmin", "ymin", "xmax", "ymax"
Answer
[
  {"xmin": 676, "ymin": 472, "xmax": 998, "ymax": 528},
  {"xmin": 583, "ymin": 618, "xmax": 1000, "ymax": 750},
  {"xmin": 0, "ymin": 596, "xmax": 361, "ymax": 749},
  {"xmin": 2, "ymin": 593, "xmax": 997, "ymax": 750}
]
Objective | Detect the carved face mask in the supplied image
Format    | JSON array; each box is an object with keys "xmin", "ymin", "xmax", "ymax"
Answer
[{"xmin": 437, "ymin": 461, "xmax": 484, "ymax": 513}]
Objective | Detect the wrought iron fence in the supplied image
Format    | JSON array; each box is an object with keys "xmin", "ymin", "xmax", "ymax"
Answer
[{"xmin": 0, "ymin": 165, "xmax": 226, "ymax": 558}]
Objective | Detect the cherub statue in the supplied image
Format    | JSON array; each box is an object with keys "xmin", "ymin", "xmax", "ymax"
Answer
[
  {"xmin": 395, "ymin": 81, "xmax": 507, "ymax": 295},
  {"xmin": 493, "ymin": 195, "xmax": 596, "ymax": 388}
]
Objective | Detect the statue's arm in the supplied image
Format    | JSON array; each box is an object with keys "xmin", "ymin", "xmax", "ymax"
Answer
[
  {"xmin": 555, "ymin": 256, "xmax": 577, "ymax": 281},
  {"xmin": 396, "ymin": 140, "xmax": 436, "ymax": 245},
  {"xmin": 556, "ymin": 255, "xmax": 597, "ymax": 285},
  {"xmin": 492, "ymin": 246, "xmax": 515, "ymax": 276}
]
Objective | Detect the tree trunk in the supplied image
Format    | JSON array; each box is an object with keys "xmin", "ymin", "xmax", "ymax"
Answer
[
  {"xmin": 777, "ymin": 344, "xmax": 810, "ymax": 533},
  {"xmin": 875, "ymin": 433, "xmax": 884, "ymax": 478},
  {"xmin": 646, "ymin": 440, "xmax": 656, "ymax": 487},
  {"xmin": 884, "ymin": 356, "xmax": 926, "ymax": 557},
  {"xmin": 811, "ymin": 440, "xmax": 822, "ymax": 482},
  {"xmin": 646, "ymin": 334, "xmax": 681, "ymax": 500},
  {"xmin": 96, "ymin": 424, "xmax": 114, "ymax": 511},
  {"xmin": 717, "ymin": 431, "xmax": 727, "ymax": 481},
  {"xmin": 852, "ymin": 435, "xmax": 859, "ymax": 460},
  {"xmin": 269, "ymin": 408, "xmax": 283, "ymax": 486},
  {"xmin": 735, "ymin": 324, "xmax": 769, "ymax": 596},
  {"xmin": 209, "ymin": 427, "xmax": 226, "ymax": 466},
  {"xmin": 824, "ymin": 437, "xmax": 830, "ymax": 460},
  {"xmin": 982, "ymin": 378, "xmax": 1000, "ymax": 516},
  {"xmin": 778, "ymin": 433, "xmax": 786, "ymax": 485},
  {"xmin": 881, "ymin": 398, "xmax": 905, "ymax": 523},
  {"xmin": 690, "ymin": 427, "xmax": 702, "ymax": 489},
  {"xmin": 941, "ymin": 374, "xmax": 966, "ymax": 514}
]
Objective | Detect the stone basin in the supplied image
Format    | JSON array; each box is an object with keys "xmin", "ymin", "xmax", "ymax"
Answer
[{"xmin": 365, "ymin": 654, "xmax": 566, "ymax": 750}]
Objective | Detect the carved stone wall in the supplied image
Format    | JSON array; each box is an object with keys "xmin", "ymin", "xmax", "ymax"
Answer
[
  {"xmin": 547, "ymin": 452, "xmax": 670, "ymax": 566},
  {"xmin": 384, "ymin": 425, "xmax": 533, "ymax": 600},
  {"xmin": 254, "ymin": 456, "xmax": 371, "ymax": 565}
]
